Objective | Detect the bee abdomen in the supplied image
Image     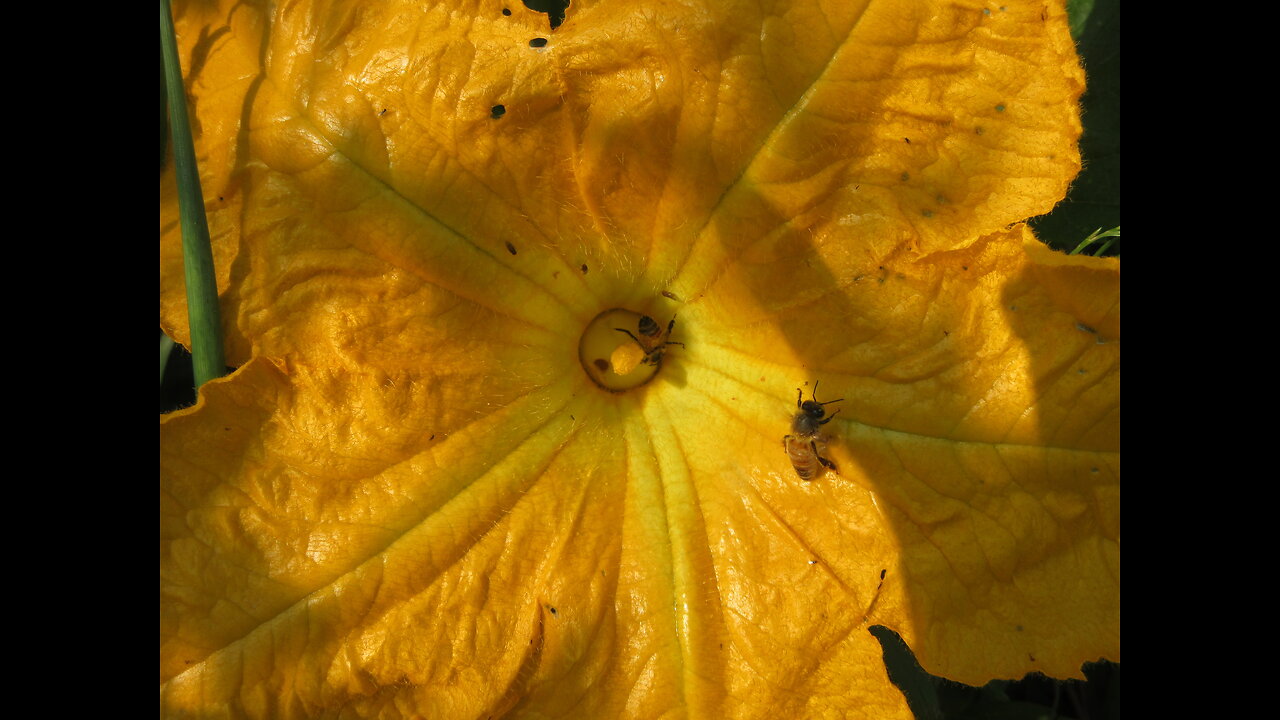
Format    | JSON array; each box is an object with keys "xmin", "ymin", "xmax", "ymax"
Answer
[{"xmin": 783, "ymin": 435, "xmax": 819, "ymax": 481}]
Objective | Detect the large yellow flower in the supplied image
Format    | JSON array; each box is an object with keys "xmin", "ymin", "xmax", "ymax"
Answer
[{"xmin": 160, "ymin": 1, "xmax": 1118, "ymax": 717}]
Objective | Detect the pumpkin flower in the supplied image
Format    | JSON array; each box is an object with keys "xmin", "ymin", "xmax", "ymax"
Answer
[{"xmin": 160, "ymin": 0, "xmax": 1118, "ymax": 717}]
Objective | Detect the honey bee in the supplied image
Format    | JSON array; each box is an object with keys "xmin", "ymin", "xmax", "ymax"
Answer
[
  {"xmin": 783, "ymin": 382, "xmax": 843, "ymax": 480},
  {"xmin": 615, "ymin": 314, "xmax": 685, "ymax": 366}
]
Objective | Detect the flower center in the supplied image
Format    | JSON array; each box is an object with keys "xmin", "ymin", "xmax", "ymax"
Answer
[{"xmin": 579, "ymin": 308, "xmax": 668, "ymax": 391}]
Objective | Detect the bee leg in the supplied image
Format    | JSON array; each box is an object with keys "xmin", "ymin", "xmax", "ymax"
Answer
[
  {"xmin": 812, "ymin": 440, "xmax": 838, "ymax": 472},
  {"xmin": 615, "ymin": 328, "xmax": 646, "ymax": 347},
  {"xmin": 796, "ymin": 388, "xmax": 803, "ymax": 408},
  {"xmin": 817, "ymin": 409, "xmax": 841, "ymax": 426},
  {"xmin": 663, "ymin": 340, "xmax": 686, "ymax": 349},
  {"xmin": 783, "ymin": 435, "xmax": 794, "ymax": 451}
]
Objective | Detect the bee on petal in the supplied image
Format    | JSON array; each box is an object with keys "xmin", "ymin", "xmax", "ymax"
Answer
[
  {"xmin": 615, "ymin": 315, "xmax": 684, "ymax": 367},
  {"xmin": 783, "ymin": 382, "xmax": 842, "ymax": 480}
]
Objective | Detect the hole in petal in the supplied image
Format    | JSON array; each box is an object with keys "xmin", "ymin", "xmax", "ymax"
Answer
[
  {"xmin": 491, "ymin": 104, "xmax": 506, "ymax": 119},
  {"xmin": 529, "ymin": 37, "xmax": 548, "ymax": 48},
  {"xmin": 521, "ymin": 0, "xmax": 568, "ymax": 29}
]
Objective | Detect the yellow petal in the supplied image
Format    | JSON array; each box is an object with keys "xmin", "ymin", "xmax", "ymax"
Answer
[{"xmin": 161, "ymin": 0, "xmax": 1111, "ymax": 716}]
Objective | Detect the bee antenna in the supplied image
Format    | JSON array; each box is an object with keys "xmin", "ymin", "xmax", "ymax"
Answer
[{"xmin": 812, "ymin": 380, "xmax": 842, "ymax": 405}]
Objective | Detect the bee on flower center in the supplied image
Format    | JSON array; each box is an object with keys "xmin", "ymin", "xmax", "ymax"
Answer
[
  {"xmin": 615, "ymin": 315, "xmax": 685, "ymax": 367},
  {"xmin": 783, "ymin": 381, "xmax": 843, "ymax": 480}
]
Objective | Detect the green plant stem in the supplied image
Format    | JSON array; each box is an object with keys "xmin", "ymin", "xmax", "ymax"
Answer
[
  {"xmin": 1069, "ymin": 225, "xmax": 1121, "ymax": 256},
  {"xmin": 160, "ymin": 0, "xmax": 226, "ymax": 387},
  {"xmin": 1093, "ymin": 237, "xmax": 1117, "ymax": 256}
]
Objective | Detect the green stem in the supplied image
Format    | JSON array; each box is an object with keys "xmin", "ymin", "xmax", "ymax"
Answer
[{"xmin": 160, "ymin": 0, "xmax": 226, "ymax": 387}]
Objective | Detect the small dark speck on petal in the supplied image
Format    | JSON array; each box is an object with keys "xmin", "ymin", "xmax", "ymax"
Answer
[
  {"xmin": 502, "ymin": 7, "xmax": 511, "ymax": 15},
  {"xmin": 506, "ymin": 241, "xmax": 517, "ymax": 255},
  {"xmin": 379, "ymin": 108, "xmax": 387, "ymax": 116},
  {"xmin": 593, "ymin": 358, "xmax": 609, "ymax": 371},
  {"xmin": 490, "ymin": 104, "xmax": 506, "ymax": 119},
  {"xmin": 904, "ymin": 137, "xmax": 911, "ymax": 144},
  {"xmin": 530, "ymin": 37, "xmax": 548, "ymax": 48},
  {"xmin": 581, "ymin": 263, "xmax": 588, "ymax": 274},
  {"xmin": 549, "ymin": 606, "xmax": 558, "ymax": 616}
]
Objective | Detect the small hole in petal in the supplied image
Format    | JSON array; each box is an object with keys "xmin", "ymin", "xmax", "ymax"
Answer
[
  {"xmin": 529, "ymin": 37, "xmax": 548, "ymax": 48},
  {"xmin": 581, "ymin": 263, "xmax": 588, "ymax": 274},
  {"xmin": 490, "ymin": 104, "xmax": 506, "ymax": 119},
  {"xmin": 502, "ymin": 7, "xmax": 511, "ymax": 15},
  {"xmin": 506, "ymin": 241, "xmax": 517, "ymax": 255}
]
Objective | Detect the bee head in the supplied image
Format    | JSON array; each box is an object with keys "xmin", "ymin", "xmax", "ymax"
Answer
[
  {"xmin": 800, "ymin": 400, "xmax": 828, "ymax": 420},
  {"xmin": 793, "ymin": 382, "xmax": 843, "ymax": 435}
]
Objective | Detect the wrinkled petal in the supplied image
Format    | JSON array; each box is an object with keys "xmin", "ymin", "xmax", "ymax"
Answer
[{"xmin": 161, "ymin": 0, "xmax": 1114, "ymax": 717}]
